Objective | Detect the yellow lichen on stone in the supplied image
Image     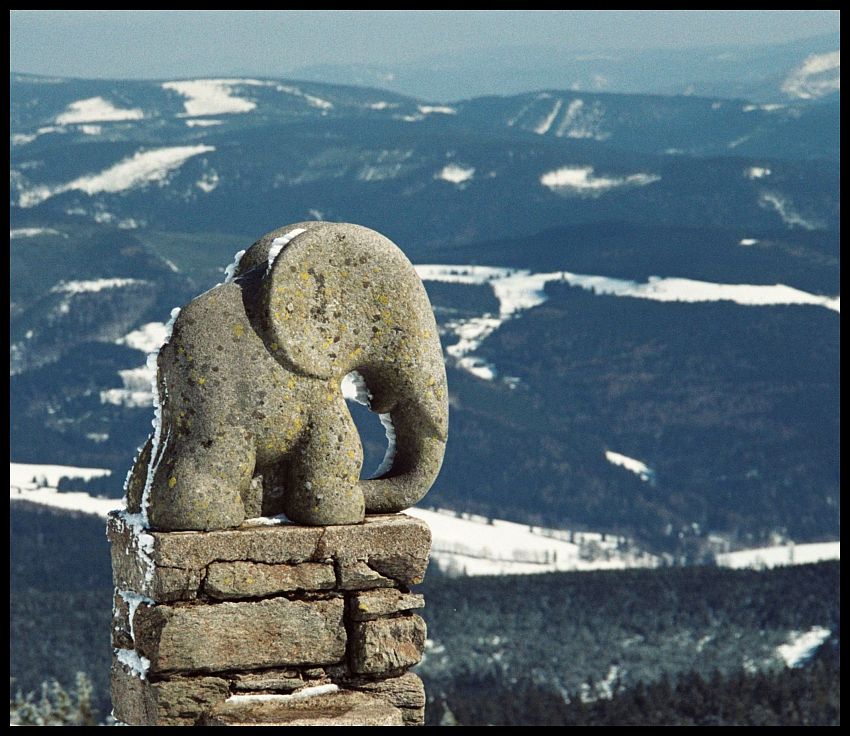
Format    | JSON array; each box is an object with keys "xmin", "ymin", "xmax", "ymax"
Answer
[{"xmin": 232, "ymin": 324, "xmax": 245, "ymax": 338}]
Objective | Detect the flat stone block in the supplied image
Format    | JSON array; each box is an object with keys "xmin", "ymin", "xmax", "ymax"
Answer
[
  {"xmin": 230, "ymin": 669, "xmax": 305, "ymax": 693},
  {"xmin": 107, "ymin": 511, "xmax": 430, "ymax": 601},
  {"xmin": 204, "ymin": 561, "xmax": 336, "ymax": 599},
  {"xmin": 201, "ymin": 689, "xmax": 405, "ymax": 726},
  {"xmin": 319, "ymin": 517, "xmax": 431, "ymax": 586},
  {"xmin": 135, "ymin": 596, "xmax": 346, "ymax": 675},
  {"xmin": 111, "ymin": 661, "xmax": 229, "ymax": 726},
  {"xmin": 337, "ymin": 559, "xmax": 397, "ymax": 590},
  {"xmin": 109, "ymin": 516, "xmax": 202, "ymax": 602},
  {"xmin": 350, "ymin": 615, "xmax": 427, "ymax": 675},
  {"xmin": 350, "ymin": 589, "xmax": 425, "ymax": 621},
  {"xmin": 348, "ymin": 673, "xmax": 426, "ymax": 726}
]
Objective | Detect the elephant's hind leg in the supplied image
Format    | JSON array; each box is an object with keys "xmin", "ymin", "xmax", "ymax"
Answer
[
  {"xmin": 282, "ymin": 403, "xmax": 365, "ymax": 526},
  {"xmin": 146, "ymin": 427, "xmax": 256, "ymax": 531}
]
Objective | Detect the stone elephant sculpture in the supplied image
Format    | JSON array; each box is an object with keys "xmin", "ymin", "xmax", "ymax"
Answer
[{"xmin": 125, "ymin": 222, "xmax": 448, "ymax": 530}]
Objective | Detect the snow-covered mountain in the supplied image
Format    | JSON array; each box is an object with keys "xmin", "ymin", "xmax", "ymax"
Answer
[
  {"xmin": 292, "ymin": 33, "xmax": 840, "ymax": 104},
  {"xmin": 10, "ymin": 74, "xmax": 839, "ymax": 251},
  {"xmin": 9, "ymin": 72, "xmax": 839, "ymax": 559}
]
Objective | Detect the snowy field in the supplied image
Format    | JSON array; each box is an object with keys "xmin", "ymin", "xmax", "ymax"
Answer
[
  {"xmin": 406, "ymin": 507, "xmax": 659, "ymax": 576},
  {"xmin": 9, "ymin": 463, "xmax": 840, "ymax": 577},
  {"xmin": 716, "ymin": 542, "xmax": 840, "ymax": 570},
  {"xmin": 9, "ymin": 462, "xmax": 119, "ymax": 517},
  {"xmin": 415, "ymin": 264, "xmax": 840, "ymax": 383}
]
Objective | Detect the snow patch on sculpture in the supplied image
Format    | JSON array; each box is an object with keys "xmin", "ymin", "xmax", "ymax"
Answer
[
  {"xmin": 342, "ymin": 371, "xmax": 373, "ymax": 406},
  {"xmin": 267, "ymin": 228, "xmax": 307, "ymax": 270},
  {"xmin": 226, "ymin": 684, "xmax": 339, "ymax": 704},
  {"xmin": 117, "ymin": 590, "xmax": 155, "ymax": 644},
  {"xmin": 374, "ymin": 413, "xmax": 397, "ymax": 478},
  {"xmin": 115, "ymin": 648, "xmax": 151, "ymax": 680},
  {"xmin": 139, "ymin": 307, "xmax": 181, "ymax": 526},
  {"xmin": 341, "ymin": 371, "xmax": 397, "ymax": 478}
]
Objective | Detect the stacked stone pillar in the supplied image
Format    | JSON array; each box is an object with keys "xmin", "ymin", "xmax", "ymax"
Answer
[{"xmin": 108, "ymin": 512, "xmax": 430, "ymax": 726}]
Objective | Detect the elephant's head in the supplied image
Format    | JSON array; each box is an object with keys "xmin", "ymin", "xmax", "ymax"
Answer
[{"xmin": 238, "ymin": 222, "xmax": 448, "ymax": 517}]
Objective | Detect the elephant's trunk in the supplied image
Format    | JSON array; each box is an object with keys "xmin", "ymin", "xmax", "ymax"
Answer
[
  {"xmin": 361, "ymin": 396, "xmax": 447, "ymax": 514},
  {"xmin": 356, "ymin": 358, "xmax": 448, "ymax": 514}
]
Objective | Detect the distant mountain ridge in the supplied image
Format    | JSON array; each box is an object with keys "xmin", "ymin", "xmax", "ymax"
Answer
[
  {"xmin": 9, "ymin": 72, "xmax": 839, "ymax": 556},
  {"xmin": 10, "ymin": 73, "xmax": 839, "ymax": 257},
  {"xmin": 290, "ymin": 33, "xmax": 840, "ymax": 104}
]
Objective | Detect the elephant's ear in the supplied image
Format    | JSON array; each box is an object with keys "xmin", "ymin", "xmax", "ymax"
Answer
[
  {"xmin": 232, "ymin": 221, "xmax": 324, "ymax": 279},
  {"xmin": 262, "ymin": 223, "xmax": 427, "ymax": 380}
]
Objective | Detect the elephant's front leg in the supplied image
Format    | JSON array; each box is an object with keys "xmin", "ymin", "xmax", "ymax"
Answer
[
  {"xmin": 146, "ymin": 425, "xmax": 256, "ymax": 531},
  {"xmin": 282, "ymin": 397, "xmax": 365, "ymax": 526}
]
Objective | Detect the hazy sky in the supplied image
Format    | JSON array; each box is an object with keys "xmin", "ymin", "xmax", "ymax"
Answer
[{"xmin": 9, "ymin": 11, "xmax": 839, "ymax": 80}]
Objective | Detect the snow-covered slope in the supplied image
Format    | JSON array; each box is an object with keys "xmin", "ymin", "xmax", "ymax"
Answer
[
  {"xmin": 10, "ymin": 462, "xmax": 119, "ymax": 517},
  {"xmin": 716, "ymin": 542, "xmax": 840, "ymax": 570},
  {"xmin": 775, "ymin": 626, "xmax": 832, "ymax": 667},
  {"xmin": 406, "ymin": 507, "xmax": 659, "ymax": 576},
  {"xmin": 416, "ymin": 264, "xmax": 840, "ymax": 382}
]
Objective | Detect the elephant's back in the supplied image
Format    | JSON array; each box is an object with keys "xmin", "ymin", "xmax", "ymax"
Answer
[{"xmin": 161, "ymin": 283, "xmax": 284, "ymax": 422}]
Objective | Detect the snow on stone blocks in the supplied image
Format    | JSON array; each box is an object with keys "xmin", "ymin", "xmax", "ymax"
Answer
[{"xmin": 108, "ymin": 511, "xmax": 430, "ymax": 726}]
